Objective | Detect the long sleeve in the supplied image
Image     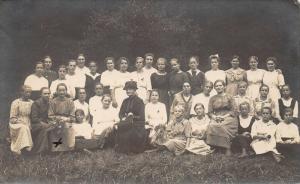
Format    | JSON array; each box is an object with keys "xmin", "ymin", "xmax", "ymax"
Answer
[
  {"xmin": 294, "ymin": 101, "xmax": 298, "ymax": 119},
  {"xmin": 278, "ymin": 73, "xmax": 285, "ymax": 86},
  {"xmin": 9, "ymin": 100, "xmax": 18, "ymax": 124},
  {"xmin": 161, "ymin": 104, "xmax": 168, "ymax": 124},
  {"xmin": 48, "ymin": 100, "xmax": 55, "ymax": 120},
  {"xmin": 251, "ymin": 122, "xmax": 259, "ymax": 138},
  {"xmin": 119, "ymin": 99, "xmax": 127, "ymax": 120},
  {"xmin": 294, "ymin": 126, "xmax": 300, "ymax": 143},
  {"xmin": 275, "ymin": 124, "xmax": 283, "ymax": 142},
  {"xmin": 31, "ymin": 102, "xmax": 42, "ymax": 124}
]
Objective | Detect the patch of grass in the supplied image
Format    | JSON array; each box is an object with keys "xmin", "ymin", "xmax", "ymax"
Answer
[{"xmin": 0, "ymin": 143, "xmax": 300, "ymax": 184}]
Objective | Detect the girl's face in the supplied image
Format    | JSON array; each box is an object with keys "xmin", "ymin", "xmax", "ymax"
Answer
[
  {"xmin": 157, "ymin": 59, "xmax": 166, "ymax": 71},
  {"xmin": 95, "ymin": 85, "xmax": 103, "ymax": 96},
  {"xmin": 189, "ymin": 58, "xmax": 198, "ymax": 70},
  {"xmin": 170, "ymin": 60, "xmax": 180, "ymax": 71},
  {"xmin": 281, "ymin": 86, "xmax": 291, "ymax": 98},
  {"xmin": 68, "ymin": 61, "xmax": 76, "ymax": 73},
  {"xmin": 210, "ymin": 59, "xmax": 219, "ymax": 70},
  {"xmin": 57, "ymin": 86, "xmax": 67, "ymax": 97},
  {"xmin": 58, "ymin": 68, "xmax": 66, "ymax": 79},
  {"xmin": 260, "ymin": 86, "xmax": 269, "ymax": 97},
  {"xmin": 22, "ymin": 87, "xmax": 32, "ymax": 100},
  {"xmin": 135, "ymin": 59, "xmax": 144, "ymax": 70},
  {"xmin": 44, "ymin": 58, "xmax": 52, "ymax": 70},
  {"xmin": 195, "ymin": 105, "xmax": 205, "ymax": 117},
  {"xmin": 240, "ymin": 104, "xmax": 250, "ymax": 117},
  {"xmin": 182, "ymin": 82, "xmax": 191, "ymax": 94},
  {"xmin": 102, "ymin": 96, "xmax": 112, "ymax": 108},
  {"xmin": 266, "ymin": 60, "xmax": 276, "ymax": 71},
  {"xmin": 203, "ymin": 83, "xmax": 213, "ymax": 95},
  {"xmin": 231, "ymin": 58, "xmax": 239, "ymax": 69},
  {"xmin": 249, "ymin": 58, "xmax": 258, "ymax": 69},
  {"xmin": 174, "ymin": 107, "xmax": 184, "ymax": 119},
  {"xmin": 77, "ymin": 56, "xmax": 86, "ymax": 68},
  {"xmin": 145, "ymin": 56, "xmax": 154, "ymax": 67},
  {"xmin": 261, "ymin": 109, "xmax": 272, "ymax": 122},
  {"xmin": 75, "ymin": 112, "xmax": 84, "ymax": 123},
  {"xmin": 78, "ymin": 89, "xmax": 86, "ymax": 101},
  {"xmin": 119, "ymin": 60, "xmax": 128, "ymax": 72},
  {"xmin": 35, "ymin": 63, "xmax": 44, "ymax": 76},
  {"xmin": 106, "ymin": 60, "xmax": 115, "ymax": 71},
  {"xmin": 238, "ymin": 83, "xmax": 247, "ymax": 95},
  {"xmin": 89, "ymin": 62, "xmax": 98, "ymax": 73},
  {"xmin": 284, "ymin": 111, "xmax": 293, "ymax": 124},
  {"xmin": 214, "ymin": 82, "xmax": 225, "ymax": 94},
  {"xmin": 150, "ymin": 91, "xmax": 159, "ymax": 103},
  {"xmin": 126, "ymin": 89, "xmax": 136, "ymax": 96}
]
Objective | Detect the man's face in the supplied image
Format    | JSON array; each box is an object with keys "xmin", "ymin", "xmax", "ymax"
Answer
[{"xmin": 41, "ymin": 89, "xmax": 50, "ymax": 101}]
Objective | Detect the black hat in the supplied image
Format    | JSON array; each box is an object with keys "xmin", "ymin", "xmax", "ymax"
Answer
[{"xmin": 123, "ymin": 80, "xmax": 138, "ymax": 90}]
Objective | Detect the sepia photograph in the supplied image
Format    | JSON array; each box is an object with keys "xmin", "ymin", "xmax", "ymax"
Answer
[{"xmin": 0, "ymin": 0, "xmax": 300, "ymax": 183}]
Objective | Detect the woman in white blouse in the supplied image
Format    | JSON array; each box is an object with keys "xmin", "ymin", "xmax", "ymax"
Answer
[
  {"xmin": 145, "ymin": 90, "xmax": 167, "ymax": 139},
  {"xmin": 100, "ymin": 57, "xmax": 119, "ymax": 91},
  {"xmin": 262, "ymin": 57, "xmax": 285, "ymax": 101}
]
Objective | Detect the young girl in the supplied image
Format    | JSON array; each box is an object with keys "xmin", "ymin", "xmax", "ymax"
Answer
[
  {"xmin": 236, "ymin": 102, "xmax": 256, "ymax": 158},
  {"xmin": 73, "ymin": 109, "xmax": 93, "ymax": 140},
  {"xmin": 253, "ymin": 84, "xmax": 275, "ymax": 119},
  {"xmin": 251, "ymin": 107, "xmax": 282, "ymax": 162}
]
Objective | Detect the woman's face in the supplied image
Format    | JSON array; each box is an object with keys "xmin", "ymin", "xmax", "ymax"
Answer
[
  {"xmin": 106, "ymin": 60, "xmax": 115, "ymax": 71},
  {"xmin": 44, "ymin": 58, "xmax": 52, "ymax": 70},
  {"xmin": 214, "ymin": 81, "xmax": 225, "ymax": 94},
  {"xmin": 78, "ymin": 89, "xmax": 86, "ymax": 101},
  {"xmin": 262, "ymin": 108, "xmax": 272, "ymax": 122},
  {"xmin": 189, "ymin": 58, "xmax": 198, "ymax": 70},
  {"xmin": 94, "ymin": 85, "xmax": 103, "ymax": 96},
  {"xmin": 119, "ymin": 59, "xmax": 128, "ymax": 72},
  {"xmin": 150, "ymin": 91, "xmax": 159, "ymax": 103},
  {"xmin": 89, "ymin": 62, "xmax": 98, "ymax": 74},
  {"xmin": 266, "ymin": 60, "xmax": 276, "ymax": 71},
  {"xmin": 135, "ymin": 58, "xmax": 144, "ymax": 70},
  {"xmin": 240, "ymin": 104, "xmax": 250, "ymax": 117},
  {"xmin": 145, "ymin": 56, "xmax": 154, "ymax": 67},
  {"xmin": 203, "ymin": 83, "xmax": 213, "ymax": 95},
  {"xmin": 238, "ymin": 83, "xmax": 247, "ymax": 95},
  {"xmin": 174, "ymin": 107, "xmax": 184, "ymax": 119},
  {"xmin": 182, "ymin": 82, "xmax": 191, "ymax": 94},
  {"xmin": 57, "ymin": 86, "xmax": 67, "ymax": 97},
  {"xmin": 102, "ymin": 96, "xmax": 112, "ymax": 109},
  {"xmin": 195, "ymin": 105, "xmax": 205, "ymax": 117},
  {"xmin": 210, "ymin": 58, "xmax": 219, "ymax": 70},
  {"xmin": 77, "ymin": 56, "xmax": 86, "ymax": 68},
  {"xmin": 126, "ymin": 88, "xmax": 136, "ymax": 96},
  {"xmin": 231, "ymin": 58, "xmax": 239, "ymax": 69},
  {"xmin": 157, "ymin": 59, "xmax": 166, "ymax": 72},
  {"xmin": 35, "ymin": 63, "xmax": 44, "ymax": 76},
  {"xmin": 68, "ymin": 61, "xmax": 76, "ymax": 73},
  {"xmin": 249, "ymin": 58, "xmax": 258, "ymax": 69},
  {"xmin": 22, "ymin": 87, "xmax": 32, "ymax": 100},
  {"xmin": 75, "ymin": 112, "xmax": 84, "ymax": 123},
  {"xmin": 281, "ymin": 86, "xmax": 291, "ymax": 99},
  {"xmin": 58, "ymin": 68, "xmax": 66, "ymax": 79},
  {"xmin": 260, "ymin": 86, "xmax": 269, "ymax": 97}
]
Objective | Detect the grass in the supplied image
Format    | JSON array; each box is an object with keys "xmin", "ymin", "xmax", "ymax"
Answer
[{"xmin": 1, "ymin": 142, "xmax": 300, "ymax": 184}]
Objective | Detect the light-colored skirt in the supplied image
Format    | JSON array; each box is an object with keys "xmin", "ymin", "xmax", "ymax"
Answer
[
  {"xmin": 9, "ymin": 123, "xmax": 33, "ymax": 154},
  {"xmin": 49, "ymin": 122, "xmax": 75, "ymax": 152},
  {"xmin": 73, "ymin": 123, "xmax": 93, "ymax": 139},
  {"xmin": 251, "ymin": 139, "xmax": 279, "ymax": 155},
  {"xmin": 186, "ymin": 138, "xmax": 212, "ymax": 155}
]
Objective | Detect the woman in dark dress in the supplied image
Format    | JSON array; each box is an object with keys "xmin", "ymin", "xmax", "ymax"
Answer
[
  {"xmin": 151, "ymin": 57, "xmax": 169, "ymax": 108},
  {"xmin": 115, "ymin": 81, "xmax": 148, "ymax": 153}
]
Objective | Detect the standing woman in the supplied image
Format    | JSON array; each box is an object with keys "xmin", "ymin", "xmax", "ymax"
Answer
[
  {"xmin": 263, "ymin": 57, "xmax": 285, "ymax": 101},
  {"xmin": 42, "ymin": 56, "xmax": 58, "ymax": 86},
  {"xmin": 206, "ymin": 80, "xmax": 238, "ymax": 156},
  {"xmin": 246, "ymin": 56, "xmax": 265, "ymax": 100},
  {"xmin": 9, "ymin": 85, "xmax": 33, "ymax": 155},
  {"xmin": 225, "ymin": 55, "xmax": 247, "ymax": 96},
  {"xmin": 113, "ymin": 57, "xmax": 133, "ymax": 109},
  {"xmin": 48, "ymin": 83, "xmax": 76, "ymax": 152},
  {"xmin": 131, "ymin": 57, "xmax": 152, "ymax": 103},
  {"xmin": 24, "ymin": 62, "xmax": 49, "ymax": 100},
  {"xmin": 150, "ymin": 57, "xmax": 169, "ymax": 108},
  {"xmin": 205, "ymin": 54, "xmax": 226, "ymax": 96}
]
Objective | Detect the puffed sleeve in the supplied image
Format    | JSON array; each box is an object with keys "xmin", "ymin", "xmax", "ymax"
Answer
[{"xmin": 277, "ymin": 72, "xmax": 285, "ymax": 86}]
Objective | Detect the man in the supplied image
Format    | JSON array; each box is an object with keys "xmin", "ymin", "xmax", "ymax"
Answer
[
  {"xmin": 186, "ymin": 56, "xmax": 205, "ymax": 95},
  {"xmin": 30, "ymin": 87, "xmax": 54, "ymax": 154},
  {"xmin": 42, "ymin": 56, "xmax": 58, "ymax": 86},
  {"xmin": 75, "ymin": 54, "xmax": 90, "ymax": 75}
]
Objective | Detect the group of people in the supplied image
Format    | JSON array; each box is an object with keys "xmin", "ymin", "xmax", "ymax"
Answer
[{"xmin": 9, "ymin": 53, "xmax": 300, "ymax": 163}]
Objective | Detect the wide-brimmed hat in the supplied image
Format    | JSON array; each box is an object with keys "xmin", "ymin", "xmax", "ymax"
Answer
[{"xmin": 123, "ymin": 80, "xmax": 138, "ymax": 90}]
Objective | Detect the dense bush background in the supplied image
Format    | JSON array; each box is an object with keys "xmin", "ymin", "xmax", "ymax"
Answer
[{"xmin": 0, "ymin": 0, "xmax": 299, "ymax": 134}]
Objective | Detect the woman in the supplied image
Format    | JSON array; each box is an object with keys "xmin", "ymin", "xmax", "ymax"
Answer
[
  {"xmin": 50, "ymin": 65, "xmax": 75, "ymax": 99},
  {"xmin": 145, "ymin": 90, "xmax": 167, "ymax": 140},
  {"xmin": 253, "ymin": 84, "xmax": 276, "ymax": 119},
  {"xmin": 113, "ymin": 57, "xmax": 133, "ymax": 109},
  {"xmin": 24, "ymin": 62, "xmax": 49, "ymax": 100},
  {"xmin": 263, "ymin": 57, "xmax": 285, "ymax": 101},
  {"xmin": 170, "ymin": 82, "xmax": 193, "ymax": 120},
  {"xmin": 206, "ymin": 80, "xmax": 238, "ymax": 156},
  {"xmin": 48, "ymin": 83, "xmax": 75, "ymax": 152},
  {"xmin": 151, "ymin": 57, "xmax": 169, "ymax": 108},
  {"xmin": 9, "ymin": 85, "xmax": 33, "ymax": 155},
  {"xmin": 186, "ymin": 103, "xmax": 213, "ymax": 155},
  {"xmin": 73, "ymin": 88, "xmax": 89, "ymax": 121},
  {"xmin": 157, "ymin": 105, "xmax": 191, "ymax": 156},
  {"xmin": 235, "ymin": 102, "xmax": 256, "ymax": 158},
  {"xmin": 131, "ymin": 57, "xmax": 152, "ymax": 103},
  {"xmin": 225, "ymin": 55, "xmax": 247, "ymax": 96},
  {"xmin": 100, "ymin": 57, "xmax": 119, "ymax": 91},
  {"xmin": 246, "ymin": 56, "xmax": 266, "ymax": 100},
  {"xmin": 251, "ymin": 107, "xmax": 282, "ymax": 162},
  {"xmin": 205, "ymin": 54, "xmax": 226, "ymax": 96},
  {"xmin": 115, "ymin": 81, "xmax": 148, "ymax": 153}
]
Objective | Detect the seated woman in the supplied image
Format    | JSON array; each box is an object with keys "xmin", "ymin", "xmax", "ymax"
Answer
[
  {"xmin": 145, "ymin": 90, "xmax": 167, "ymax": 142},
  {"xmin": 253, "ymin": 84, "xmax": 276, "ymax": 119},
  {"xmin": 206, "ymin": 80, "xmax": 238, "ymax": 156},
  {"xmin": 276, "ymin": 108, "xmax": 300, "ymax": 160},
  {"xmin": 154, "ymin": 105, "xmax": 191, "ymax": 156},
  {"xmin": 9, "ymin": 85, "xmax": 34, "ymax": 155},
  {"xmin": 235, "ymin": 102, "xmax": 256, "ymax": 158},
  {"xmin": 186, "ymin": 103, "xmax": 213, "ymax": 155},
  {"xmin": 48, "ymin": 83, "xmax": 76, "ymax": 152},
  {"xmin": 251, "ymin": 107, "xmax": 282, "ymax": 162},
  {"xmin": 92, "ymin": 94, "xmax": 119, "ymax": 148},
  {"xmin": 115, "ymin": 81, "xmax": 148, "ymax": 153}
]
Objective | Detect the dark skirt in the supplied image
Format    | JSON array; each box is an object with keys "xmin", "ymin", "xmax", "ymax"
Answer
[
  {"xmin": 277, "ymin": 143, "xmax": 300, "ymax": 160},
  {"xmin": 115, "ymin": 120, "xmax": 149, "ymax": 153}
]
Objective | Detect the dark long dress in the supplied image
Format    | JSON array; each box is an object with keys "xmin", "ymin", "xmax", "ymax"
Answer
[
  {"xmin": 151, "ymin": 72, "xmax": 169, "ymax": 108},
  {"xmin": 30, "ymin": 97, "xmax": 51, "ymax": 153},
  {"xmin": 115, "ymin": 95, "xmax": 148, "ymax": 153}
]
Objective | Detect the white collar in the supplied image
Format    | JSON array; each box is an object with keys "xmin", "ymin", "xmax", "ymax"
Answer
[{"xmin": 187, "ymin": 69, "xmax": 201, "ymax": 75}]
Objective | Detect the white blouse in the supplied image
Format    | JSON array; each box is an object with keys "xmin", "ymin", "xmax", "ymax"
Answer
[
  {"xmin": 100, "ymin": 69, "xmax": 119, "ymax": 89},
  {"xmin": 190, "ymin": 93, "xmax": 211, "ymax": 114},
  {"xmin": 24, "ymin": 74, "xmax": 48, "ymax": 91},
  {"xmin": 205, "ymin": 70, "xmax": 226, "ymax": 84},
  {"xmin": 75, "ymin": 66, "xmax": 90, "ymax": 75},
  {"xmin": 145, "ymin": 102, "xmax": 167, "ymax": 127},
  {"xmin": 66, "ymin": 73, "xmax": 86, "ymax": 88},
  {"xmin": 74, "ymin": 99, "xmax": 89, "ymax": 120},
  {"xmin": 89, "ymin": 95, "xmax": 103, "ymax": 117},
  {"xmin": 276, "ymin": 122, "xmax": 300, "ymax": 143}
]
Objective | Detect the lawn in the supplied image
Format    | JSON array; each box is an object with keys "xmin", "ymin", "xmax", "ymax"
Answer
[{"xmin": 0, "ymin": 142, "xmax": 300, "ymax": 184}]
